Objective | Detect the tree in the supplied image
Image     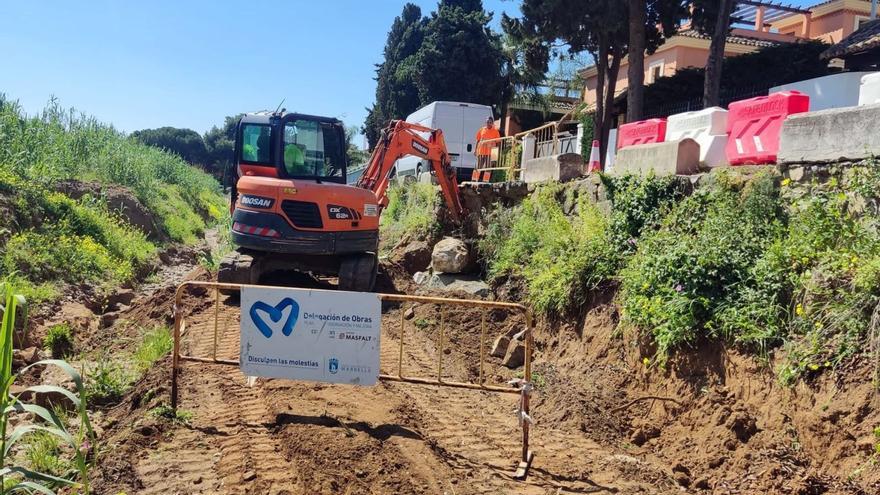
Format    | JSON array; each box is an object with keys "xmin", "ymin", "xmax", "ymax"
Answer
[
  {"xmin": 507, "ymin": 0, "xmax": 628, "ymax": 165},
  {"xmin": 692, "ymin": 0, "xmax": 738, "ymax": 107},
  {"xmin": 413, "ymin": 0, "xmax": 503, "ymax": 107},
  {"xmin": 345, "ymin": 125, "xmax": 370, "ymax": 167},
  {"xmin": 131, "ymin": 127, "xmax": 208, "ymax": 165},
  {"xmin": 627, "ymin": 0, "xmax": 648, "ymax": 122},
  {"xmin": 363, "ymin": 3, "xmax": 426, "ymax": 149},
  {"xmin": 203, "ymin": 114, "xmax": 241, "ymax": 181}
]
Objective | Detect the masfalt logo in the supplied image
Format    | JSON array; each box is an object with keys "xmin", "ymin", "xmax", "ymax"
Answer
[{"xmin": 249, "ymin": 298, "xmax": 300, "ymax": 338}]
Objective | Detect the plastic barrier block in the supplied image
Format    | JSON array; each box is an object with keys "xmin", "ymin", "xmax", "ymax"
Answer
[
  {"xmin": 617, "ymin": 118, "xmax": 667, "ymax": 150},
  {"xmin": 771, "ymin": 72, "xmax": 872, "ymax": 111},
  {"xmin": 859, "ymin": 72, "xmax": 880, "ymax": 106},
  {"xmin": 726, "ymin": 91, "xmax": 810, "ymax": 165},
  {"xmin": 666, "ymin": 107, "xmax": 729, "ymax": 167}
]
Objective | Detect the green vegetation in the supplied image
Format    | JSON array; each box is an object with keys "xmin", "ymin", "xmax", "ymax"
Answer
[
  {"xmin": 480, "ymin": 166, "xmax": 880, "ymax": 383},
  {"xmin": 0, "ymin": 281, "xmax": 95, "ymax": 494},
  {"xmin": 132, "ymin": 326, "xmax": 173, "ymax": 373},
  {"xmin": 43, "ymin": 324, "xmax": 74, "ymax": 358},
  {"xmin": 85, "ymin": 325, "xmax": 173, "ymax": 404},
  {"xmin": 380, "ymin": 182, "xmax": 440, "ymax": 247},
  {"xmin": 0, "ymin": 95, "xmax": 225, "ymax": 301},
  {"xmin": 483, "ymin": 176, "xmax": 683, "ymax": 315},
  {"xmin": 149, "ymin": 404, "xmax": 193, "ymax": 425}
]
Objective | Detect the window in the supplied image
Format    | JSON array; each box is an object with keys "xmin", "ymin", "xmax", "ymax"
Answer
[
  {"xmin": 240, "ymin": 124, "xmax": 273, "ymax": 165},
  {"xmin": 283, "ymin": 120, "xmax": 345, "ymax": 179},
  {"xmin": 648, "ymin": 60, "xmax": 665, "ymax": 83}
]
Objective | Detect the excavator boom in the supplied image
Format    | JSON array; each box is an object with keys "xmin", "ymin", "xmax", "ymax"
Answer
[{"xmin": 357, "ymin": 120, "xmax": 464, "ymax": 222}]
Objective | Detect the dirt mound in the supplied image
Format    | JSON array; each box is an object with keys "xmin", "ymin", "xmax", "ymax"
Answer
[
  {"xmin": 56, "ymin": 179, "xmax": 167, "ymax": 241},
  {"xmin": 532, "ymin": 294, "xmax": 880, "ymax": 494}
]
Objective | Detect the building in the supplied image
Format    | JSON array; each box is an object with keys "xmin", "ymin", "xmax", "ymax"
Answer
[
  {"xmin": 579, "ymin": 0, "xmax": 877, "ymax": 110},
  {"xmin": 821, "ymin": 18, "xmax": 880, "ymax": 68}
]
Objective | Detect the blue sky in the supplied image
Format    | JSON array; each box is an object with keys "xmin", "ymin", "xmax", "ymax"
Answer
[
  {"xmin": 1, "ymin": 0, "xmax": 518, "ymax": 144},
  {"xmin": 0, "ymin": 0, "xmax": 828, "ymax": 143}
]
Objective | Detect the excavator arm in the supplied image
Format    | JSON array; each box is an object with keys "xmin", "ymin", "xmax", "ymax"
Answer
[{"xmin": 356, "ymin": 120, "xmax": 464, "ymax": 222}]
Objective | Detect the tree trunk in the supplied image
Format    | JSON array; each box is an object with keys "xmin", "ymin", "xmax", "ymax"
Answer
[
  {"xmin": 627, "ymin": 0, "xmax": 647, "ymax": 122},
  {"xmin": 594, "ymin": 38, "xmax": 609, "ymax": 166},
  {"xmin": 704, "ymin": 0, "xmax": 734, "ymax": 107}
]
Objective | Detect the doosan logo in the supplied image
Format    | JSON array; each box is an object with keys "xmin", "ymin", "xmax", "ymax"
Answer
[{"xmin": 241, "ymin": 195, "xmax": 274, "ymax": 209}]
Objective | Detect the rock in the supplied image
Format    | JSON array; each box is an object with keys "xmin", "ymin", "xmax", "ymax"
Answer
[
  {"xmin": 412, "ymin": 271, "xmax": 430, "ymax": 285},
  {"xmin": 673, "ymin": 471, "xmax": 691, "ymax": 488},
  {"xmin": 12, "ymin": 347, "xmax": 41, "ymax": 369},
  {"xmin": 10, "ymin": 383, "xmax": 76, "ymax": 412},
  {"xmin": 403, "ymin": 306, "xmax": 415, "ymax": 320},
  {"xmin": 104, "ymin": 289, "xmax": 136, "ymax": 309},
  {"xmin": 707, "ymin": 456, "xmax": 726, "ymax": 469},
  {"xmin": 427, "ymin": 274, "xmax": 489, "ymax": 297},
  {"xmin": 400, "ymin": 241, "xmax": 432, "ymax": 274},
  {"xmin": 100, "ymin": 312, "xmax": 121, "ymax": 329},
  {"xmin": 243, "ymin": 471, "xmax": 257, "ymax": 482},
  {"xmin": 490, "ymin": 334, "xmax": 511, "ymax": 358},
  {"xmin": 502, "ymin": 331, "xmax": 526, "ymax": 368},
  {"xmin": 629, "ymin": 428, "xmax": 647, "ymax": 447},
  {"xmin": 694, "ymin": 477, "xmax": 710, "ymax": 490},
  {"xmin": 431, "ymin": 237, "xmax": 472, "ymax": 274},
  {"xmin": 725, "ymin": 410, "xmax": 757, "ymax": 442}
]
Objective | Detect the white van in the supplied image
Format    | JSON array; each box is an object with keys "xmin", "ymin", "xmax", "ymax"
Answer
[{"xmin": 395, "ymin": 101, "xmax": 494, "ymax": 182}]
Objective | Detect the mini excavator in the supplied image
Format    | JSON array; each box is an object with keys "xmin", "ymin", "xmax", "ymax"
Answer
[{"xmin": 218, "ymin": 111, "xmax": 464, "ymax": 291}]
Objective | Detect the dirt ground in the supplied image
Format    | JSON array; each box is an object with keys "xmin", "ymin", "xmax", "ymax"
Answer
[{"xmin": 45, "ymin": 254, "xmax": 880, "ymax": 494}]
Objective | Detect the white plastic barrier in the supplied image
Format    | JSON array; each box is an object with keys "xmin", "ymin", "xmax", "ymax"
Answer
[
  {"xmin": 605, "ymin": 129, "xmax": 617, "ymax": 172},
  {"xmin": 860, "ymin": 72, "xmax": 880, "ymax": 106},
  {"xmin": 771, "ymin": 72, "xmax": 874, "ymax": 111},
  {"xmin": 665, "ymin": 107, "xmax": 728, "ymax": 168}
]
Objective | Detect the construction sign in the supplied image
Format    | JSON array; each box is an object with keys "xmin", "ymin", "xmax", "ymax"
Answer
[{"xmin": 239, "ymin": 287, "xmax": 381, "ymax": 385}]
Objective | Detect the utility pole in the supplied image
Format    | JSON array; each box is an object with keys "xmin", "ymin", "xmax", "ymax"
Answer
[{"xmin": 872, "ymin": 0, "xmax": 877, "ymax": 20}]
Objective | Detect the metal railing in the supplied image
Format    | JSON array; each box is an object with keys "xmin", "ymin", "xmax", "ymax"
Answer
[
  {"xmin": 169, "ymin": 280, "xmax": 536, "ymax": 479},
  {"xmin": 472, "ymin": 135, "xmax": 521, "ymax": 182}
]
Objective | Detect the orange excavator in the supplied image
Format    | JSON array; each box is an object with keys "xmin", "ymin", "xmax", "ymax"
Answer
[{"xmin": 218, "ymin": 111, "xmax": 464, "ymax": 291}]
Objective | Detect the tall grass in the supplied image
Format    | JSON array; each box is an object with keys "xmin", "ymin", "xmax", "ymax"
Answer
[
  {"xmin": 0, "ymin": 281, "xmax": 95, "ymax": 494},
  {"xmin": 380, "ymin": 182, "xmax": 440, "ymax": 247},
  {"xmin": 0, "ymin": 95, "xmax": 224, "ymax": 243}
]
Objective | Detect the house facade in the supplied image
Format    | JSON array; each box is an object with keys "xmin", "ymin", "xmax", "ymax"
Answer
[{"xmin": 579, "ymin": 0, "xmax": 876, "ymax": 109}]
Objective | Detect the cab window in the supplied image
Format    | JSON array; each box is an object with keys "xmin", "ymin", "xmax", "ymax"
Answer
[
  {"xmin": 283, "ymin": 120, "xmax": 345, "ymax": 179},
  {"xmin": 240, "ymin": 124, "xmax": 273, "ymax": 165}
]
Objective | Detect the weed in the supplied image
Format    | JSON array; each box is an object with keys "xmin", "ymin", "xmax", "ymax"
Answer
[
  {"xmin": 133, "ymin": 326, "xmax": 173, "ymax": 373},
  {"xmin": 149, "ymin": 404, "xmax": 193, "ymax": 425},
  {"xmin": 85, "ymin": 360, "xmax": 132, "ymax": 405},
  {"xmin": 43, "ymin": 323, "xmax": 74, "ymax": 358},
  {"xmin": 413, "ymin": 318, "xmax": 435, "ymax": 329},
  {"xmin": 22, "ymin": 431, "xmax": 73, "ymax": 484}
]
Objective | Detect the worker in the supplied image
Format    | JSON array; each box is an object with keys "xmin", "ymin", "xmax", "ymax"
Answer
[
  {"xmin": 284, "ymin": 143, "xmax": 308, "ymax": 175},
  {"xmin": 475, "ymin": 116, "xmax": 501, "ymax": 170}
]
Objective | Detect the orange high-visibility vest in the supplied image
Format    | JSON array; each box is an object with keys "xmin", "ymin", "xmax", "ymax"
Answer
[{"xmin": 475, "ymin": 127, "xmax": 501, "ymax": 156}]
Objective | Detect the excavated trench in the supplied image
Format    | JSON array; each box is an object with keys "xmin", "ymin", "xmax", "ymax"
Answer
[{"xmin": 20, "ymin": 180, "xmax": 880, "ymax": 494}]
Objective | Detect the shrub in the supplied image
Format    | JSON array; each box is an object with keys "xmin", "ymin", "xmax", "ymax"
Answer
[
  {"xmin": 487, "ymin": 185, "xmax": 620, "ymax": 315},
  {"xmin": 85, "ymin": 360, "xmax": 132, "ymax": 405},
  {"xmin": 43, "ymin": 324, "xmax": 74, "ymax": 358},
  {"xmin": 380, "ymin": 182, "xmax": 439, "ymax": 245}
]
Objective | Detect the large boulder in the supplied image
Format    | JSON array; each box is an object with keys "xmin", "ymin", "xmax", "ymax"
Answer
[{"xmin": 431, "ymin": 237, "xmax": 472, "ymax": 274}]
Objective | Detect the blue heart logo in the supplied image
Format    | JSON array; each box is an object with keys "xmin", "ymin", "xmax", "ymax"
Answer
[{"xmin": 249, "ymin": 298, "xmax": 300, "ymax": 338}]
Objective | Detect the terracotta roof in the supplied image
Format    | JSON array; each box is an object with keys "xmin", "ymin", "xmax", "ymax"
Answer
[
  {"xmin": 676, "ymin": 28, "xmax": 784, "ymax": 48},
  {"xmin": 822, "ymin": 18, "xmax": 880, "ymax": 58}
]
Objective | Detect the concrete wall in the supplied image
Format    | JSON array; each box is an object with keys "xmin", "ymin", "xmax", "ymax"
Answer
[{"xmin": 779, "ymin": 103, "xmax": 880, "ymax": 164}]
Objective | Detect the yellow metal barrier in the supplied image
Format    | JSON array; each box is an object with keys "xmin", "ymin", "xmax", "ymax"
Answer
[
  {"xmin": 169, "ymin": 280, "xmax": 536, "ymax": 479},
  {"xmin": 473, "ymin": 135, "xmax": 521, "ymax": 182}
]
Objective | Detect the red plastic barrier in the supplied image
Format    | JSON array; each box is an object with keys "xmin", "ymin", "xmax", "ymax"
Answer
[
  {"xmin": 725, "ymin": 91, "xmax": 810, "ymax": 165},
  {"xmin": 616, "ymin": 119, "xmax": 667, "ymax": 150}
]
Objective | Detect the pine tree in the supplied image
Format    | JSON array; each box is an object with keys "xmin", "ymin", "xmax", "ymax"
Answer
[
  {"xmin": 363, "ymin": 3, "xmax": 426, "ymax": 149},
  {"xmin": 413, "ymin": 0, "xmax": 503, "ymax": 107}
]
